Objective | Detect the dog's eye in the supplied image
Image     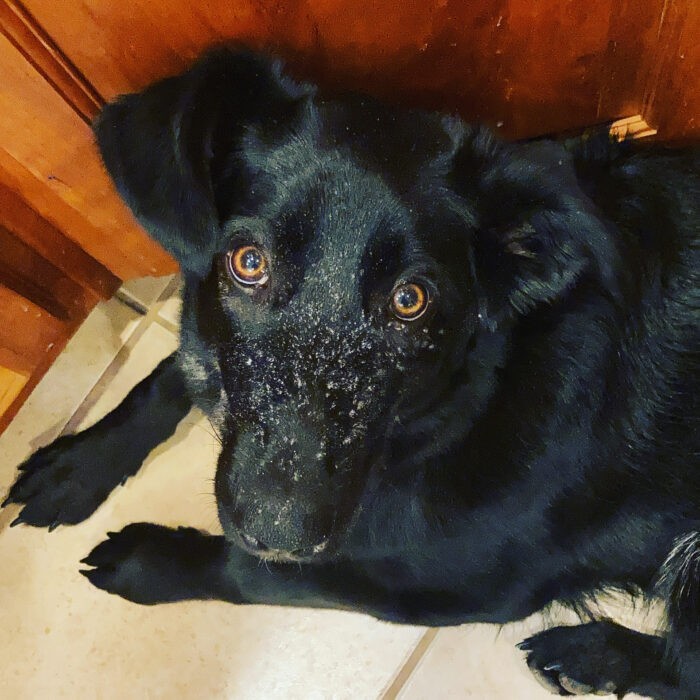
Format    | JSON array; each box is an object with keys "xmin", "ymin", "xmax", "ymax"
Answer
[
  {"xmin": 226, "ymin": 245, "xmax": 269, "ymax": 287},
  {"xmin": 391, "ymin": 282, "xmax": 429, "ymax": 321}
]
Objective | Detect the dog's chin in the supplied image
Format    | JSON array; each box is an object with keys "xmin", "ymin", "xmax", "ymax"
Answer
[
  {"xmin": 250, "ymin": 539, "xmax": 331, "ymax": 564},
  {"xmin": 232, "ymin": 533, "xmax": 333, "ymax": 564}
]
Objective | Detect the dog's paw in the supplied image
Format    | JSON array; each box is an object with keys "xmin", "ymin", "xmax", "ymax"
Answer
[
  {"xmin": 518, "ymin": 621, "xmax": 652, "ymax": 696},
  {"xmin": 80, "ymin": 523, "xmax": 226, "ymax": 604},
  {"xmin": 2, "ymin": 433, "xmax": 137, "ymax": 529}
]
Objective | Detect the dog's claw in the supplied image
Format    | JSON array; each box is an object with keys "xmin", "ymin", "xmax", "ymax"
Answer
[
  {"xmin": 1, "ymin": 495, "xmax": 11, "ymax": 508},
  {"xmin": 47, "ymin": 519, "xmax": 61, "ymax": 533},
  {"xmin": 79, "ymin": 548, "xmax": 104, "ymax": 569},
  {"xmin": 9, "ymin": 515, "xmax": 24, "ymax": 527},
  {"xmin": 543, "ymin": 662, "xmax": 563, "ymax": 671},
  {"xmin": 79, "ymin": 568, "xmax": 100, "ymax": 583},
  {"xmin": 517, "ymin": 640, "xmax": 533, "ymax": 651}
]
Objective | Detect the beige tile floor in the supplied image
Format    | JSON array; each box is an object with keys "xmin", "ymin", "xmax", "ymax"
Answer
[{"xmin": 0, "ymin": 278, "xmax": 658, "ymax": 699}]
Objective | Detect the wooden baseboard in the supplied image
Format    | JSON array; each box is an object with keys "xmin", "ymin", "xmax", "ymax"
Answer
[{"xmin": 0, "ymin": 364, "xmax": 29, "ymax": 418}]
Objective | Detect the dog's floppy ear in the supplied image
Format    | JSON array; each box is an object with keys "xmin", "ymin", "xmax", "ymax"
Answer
[
  {"xmin": 451, "ymin": 127, "xmax": 617, "ymax": 319},
  {"xmin": 94, "ymin": 49, "xmax": 313, "ymax": 276}
]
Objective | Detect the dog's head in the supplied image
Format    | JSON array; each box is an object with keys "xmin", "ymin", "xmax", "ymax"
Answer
[{"xmin": 95, "ymin": 49, "xmax": 618, "ymax": 561}]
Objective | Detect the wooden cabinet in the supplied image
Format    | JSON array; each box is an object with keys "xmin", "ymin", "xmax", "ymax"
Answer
[
  {"xmin": 0, "ymin": 2, "xmax": 178, "ymax": 430},
  {"xmin": 0, "ymin": 0, "xmax": 698, "ymax": 431}
]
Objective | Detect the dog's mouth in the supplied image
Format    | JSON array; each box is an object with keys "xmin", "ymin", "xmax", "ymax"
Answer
[
  {"xmin": 238, "ymin": 531, "xmax": 331, "ymax": 563},
  {"xmin": 216, "ymin": 491, "xmax": 341, "ymax": 563}
]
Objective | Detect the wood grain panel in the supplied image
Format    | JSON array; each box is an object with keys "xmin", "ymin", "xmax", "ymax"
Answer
[
  {"xmin": 0, "ymin": 284, "xmax": 66, "ymax": 366},
  {"xmin": 0, "ymin": 364, "xmax": 29, "ymax": 419},
  {"xmin": 0, "ymin": 329, "xmax": 76, "ymax": 434},
  {"xmin": 21, "ymin": 0, "xmax": 690, "ymax": 139},
  {"xmin": 0, "ymin": 32, "xmax": 177, "ymax": 280},
  {"xmin": 0, "ymin": 225, "xmax": 96, "ymax": 321},
  {"xmin": 0, "ymin": 178, "xmax": 119, "ymax": 299},
  {"xmin": 0, "ymin": 347, "xmax": 33, "ymax": 376},
  {"xmin": 641, "ymin": 0, "xmax": 700, "ymax": 143},
  {"xmin": 0, "ymin": 0, "xmax": 103, "ymax": 122}
]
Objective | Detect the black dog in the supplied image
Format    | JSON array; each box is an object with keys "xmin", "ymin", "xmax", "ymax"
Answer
[{"xmin": 4, "ymin": 49, "xmax": 699, "ymax": 698}]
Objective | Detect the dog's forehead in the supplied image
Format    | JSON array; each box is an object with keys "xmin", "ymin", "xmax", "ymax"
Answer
[
  {"xmin": 241, "ymin": 95, "xmax": 461, "ymax": 229},
  {"xmin": 251, "ymin": 142, "xmax": 413, "ymax": 236},
  {"xmin": 254, "ymin": 137, "xmax": 414, "ymax": 269},
  {"xmin": 242, "ymin": 94, "xmax": 461, "ymax": 182}
]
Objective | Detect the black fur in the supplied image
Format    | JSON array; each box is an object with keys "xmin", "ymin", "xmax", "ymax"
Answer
[{"xmin": 4, "ymin": 49, "xmax": 699, "ymax": 697}]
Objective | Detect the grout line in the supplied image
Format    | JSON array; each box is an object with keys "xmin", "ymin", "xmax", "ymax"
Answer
[
  {"xmin": 114, "ymin": 274, "xmax": 181, "ymax": 317},
  {"xmin": 62, "ymin": 278, "xmax": 182, "ymax": 435},
  {"xmin": 157, "ymin": 275, "xmax": 182, "ymax": 303},
  {"xmin": 380, "ymin": 628, "xmax": 439, "ymax": 699},
  {"xmin": 60, "ymin": 313, "xmax": 158, "ymax": 434},
  {"xmin": 114, "ymin": 288, "xmax": 149, "ymax": 315},
  {"xmin": 150, "ymin": 276, "xmax": 182, "ymax": 335},
  {"xmin": 153, "ymin": 314, "xmax": 180, "ymax": 336}
]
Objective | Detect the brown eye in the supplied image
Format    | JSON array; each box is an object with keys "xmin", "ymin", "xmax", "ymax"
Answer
[
  {"xmin": 391, "ymin": 282, "xmax": 429, "ymax": 321},
  {"xmin": 226, "ymin": 245, "xmax": 269, "ymax": 286}
]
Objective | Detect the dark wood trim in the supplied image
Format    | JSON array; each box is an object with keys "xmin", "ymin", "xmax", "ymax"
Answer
[
  {"xmin": 640, "ymin": 0, "xmax": 677, "ymax": 132},
  {"xmin": 0, "ymin": 225, "xmax": 97, "ymax": 322},
  {"xmin": 640, "ymin": 0, "xmax": 700, "ymax": 142},
  {"xmin": 0, "ymin": 0, "xmax": 104, "ymax": 124},
  {"xmin": 0, "ymin": 179, "xmax": 121, "ymax": 299},
  {"xmin": 0, "ymin": 320, "xmax": 77, "ymax": 435}
]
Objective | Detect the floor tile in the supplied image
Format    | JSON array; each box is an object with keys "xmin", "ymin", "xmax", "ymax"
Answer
[
  {"xmin": 0, "ymin": 317, "xmax": 424, "ymax": 700},
  {"xmin": 119, "ymin": 274, "xmax": 175, "ymax": 309},
  {"xmin": 0, "ymin": 297, "xmax": 140, "ymax": 483},
  {"xmin": 397, "ymin": 597, "xmax": 665, "ymax": 700},
  {"xmin": 0, "ymin": 291, "xmax": 666, "ymax": 700},
  {"xmin": 157, "ymin": 292, "xmax": 182, "ymax": 329},
  {"xmin": 73, "ymin": 321, "xmax": 179, "ymax": 432},
  {"xmin": 0, "ymin": 410, "xmax": 425, "ymax": 700},
  {"xmin": 398, "ymin": 616, "xmax": 580, "ymax": 700}
]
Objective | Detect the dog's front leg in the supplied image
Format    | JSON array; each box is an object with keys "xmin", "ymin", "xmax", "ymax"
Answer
[
  {"xmin": 3, "ymin": 353, "xmax": 191, "ymax": 528},
  {"xmin": 81, "ymin": 523, "xmax": 431, "ymax": 623},
  {"xmin": 518, "ymin": 621, "xmax": 679, "ymax": 698},
  {"xmin": 81, "ymin": 523, "xmax": 351, "ymax": 608},
  {"xmin": 80, "ymin": 523, "xmax": 230, "ymax": 604},
  {"xmin": 518, "ymin": 528, "xmax": 700, "ymax": 700}
]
